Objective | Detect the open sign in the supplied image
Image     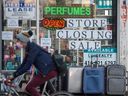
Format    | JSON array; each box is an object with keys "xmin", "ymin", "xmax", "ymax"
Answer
[{"xmin": 41, "ymin": 18, "xmax": 66, "ymax": 30}]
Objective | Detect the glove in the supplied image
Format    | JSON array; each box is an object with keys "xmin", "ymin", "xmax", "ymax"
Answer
[{"xmin": 4, "ymin": 77, "xmax": 15, "ymax": 87}]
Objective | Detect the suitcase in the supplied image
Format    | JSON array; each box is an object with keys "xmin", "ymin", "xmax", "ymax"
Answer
[
  {"xmin": 83, "ymin": 55, "xmax": 105, "ymax": 94},
  {"xmin": 67, "ymin": 67, "xmax": 83, "ymax": 93},
  {"xmin": 106, "ymin": 65, "xmax": 126, "ymax": 95}
]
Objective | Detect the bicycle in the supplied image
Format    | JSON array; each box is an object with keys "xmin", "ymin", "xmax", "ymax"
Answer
[{"xmin": 0, "ymin": 71, "xmax": 74, "ymax": 96}]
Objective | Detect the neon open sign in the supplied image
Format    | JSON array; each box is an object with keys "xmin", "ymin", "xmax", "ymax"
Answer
[
  {"xmin": 41, "ymin": 18, "xmax": 66, "ymax": 30},
  {"xmin": 43, "ymin": 5, "xmax": 95, "ymax": 18}
]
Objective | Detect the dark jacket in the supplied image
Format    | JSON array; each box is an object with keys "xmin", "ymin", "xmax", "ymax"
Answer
[{"xmin": 13, "ymin": 41, "xmax": 56, "ymax": 78}]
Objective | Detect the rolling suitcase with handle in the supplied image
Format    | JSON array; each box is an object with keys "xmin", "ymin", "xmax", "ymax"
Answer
[
  {"xmin": 83, "ymin": 55, "xmax": 105, "ymax": 94},
  {"xmin": 106, "ymin": 64, "xmax": 126, "ymax": 95},
  {"xmin": 67, "ymin": 67, "xmax": 83, "ymax": 93}
]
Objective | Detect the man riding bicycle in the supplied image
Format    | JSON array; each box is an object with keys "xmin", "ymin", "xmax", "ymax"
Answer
[{"xmin": 6, "ymin": 30, "xmax": 58, "ymax": 96}]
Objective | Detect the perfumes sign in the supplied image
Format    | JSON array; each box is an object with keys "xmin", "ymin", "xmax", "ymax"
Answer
[{"xmin": 43, "ymin": 4, "xmax": 95, "ymax": 18}]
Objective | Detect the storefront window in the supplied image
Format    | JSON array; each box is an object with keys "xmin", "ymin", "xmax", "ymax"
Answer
[
  {"xmin": 2, "ymin": 0, "xmax": 117, "ymax": 70},
  {"xmin": 39, "ymin": 0, "xmax": 117, "ymax": 66}
]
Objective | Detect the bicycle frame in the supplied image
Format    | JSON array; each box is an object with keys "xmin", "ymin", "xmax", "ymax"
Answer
[
  {"xmin": 0, "ymin": 72, "xmax": 73, "ymax": 96},
  {"xmin": 41, "ymin": 77, "xmax": 58, "ymax": 96},
  {"xmin": 0, "ymin": 73, "xmax": 58, "ymax": 96},
  {"xmin": 1, "ymin": 74, "xmax": 22, "ymax": 96}
]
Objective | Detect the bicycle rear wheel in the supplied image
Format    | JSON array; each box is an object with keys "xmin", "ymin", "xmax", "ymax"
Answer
[{"xmin": 50, "ymin": 91, "xmax": 74, "ymax": 96}]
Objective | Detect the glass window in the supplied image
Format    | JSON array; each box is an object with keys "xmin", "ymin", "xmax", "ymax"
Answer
[
  {"xmin": 2, "ymin": 0, "xmax": 117, "ymax": 70},
  {"xmin": 40, "ymin": 0, "xmax": 117, "ymax": 66}
]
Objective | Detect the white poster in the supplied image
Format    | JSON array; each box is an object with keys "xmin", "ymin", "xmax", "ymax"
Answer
[
  {"xmin": 7, "ymin": 19, "xmax": 19, "ymax": 28},
  {"xmin": 69, "ymin": 40, "xmax": 101, "ymax": 50},
  {"xmin": 83, "ymin": 48, "xmax": 117, "ymax": 66},
  {"xmin": 66, "ymin": 18, "xmax": 107, "ymax": 28},
  {"xmin": 56, "ymin": 30, "xmax": 112, "ymax": 39},
  {"xmin": 3, "ymin": 0, "xmax": 36, "ymax": 19},
  {"xmin": 2, "ymin": 31, "xmax": 13, "ymax": 40},
  {"xmin": 41, "ymin": 38, "xmax": 51, "ymax": 47}
]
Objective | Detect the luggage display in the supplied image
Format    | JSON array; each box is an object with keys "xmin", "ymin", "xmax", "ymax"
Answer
[
  {"xmin": 106, "ymin": 65, "xmax": 126, "ymax": 95},
  {"xmin": 67, "ymin": 67, "xmax": 83, "ymax": 93},
  {"xmin": 83, "ymin": 55, "xmax": 105, "ymax": 94}
]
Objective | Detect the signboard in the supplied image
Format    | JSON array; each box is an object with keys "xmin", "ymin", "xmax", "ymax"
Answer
[
  {"xmin": 66, "ymin": 18, "xmax": 107, "ymax": 28},
  {"xmin": 41, "ymin": 38, "xmax": 51, "ymax": 47},
  {"xmin": 7, "ymin": 19, "xmax": 19, "ymax": 28},
  {"xmin": 41, "ymin": 18, "xmax": 66, "ymax": 30},
  {"xmin": 2, "ymin": 31, "xmax": 13, "ymax": 40},
  {"xmin": 43, "ymin": 4, "xmax": 95, "ymax": 18},
  {"xmin": 56, "ymin": 30, "xmax": 112, "ymax": 39},
  {"xmin": 69, "ymin": 40, "xmax": 101, "ymax": 50},
  {"xmin": 83, "ymin": 48, "xmax": 117, "ymax": 65},
  {"xmin": 3, "ymin": 0, "xmax": 36, "ymax": 19},
  {"xmin": 96, "ymin": 0, "xmax": 112, "ymax": 8}
]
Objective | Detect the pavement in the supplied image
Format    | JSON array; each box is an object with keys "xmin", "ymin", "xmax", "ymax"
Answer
[{"xmin": 73, "ymin": 93, "xmax": 127, "ymax": 96}]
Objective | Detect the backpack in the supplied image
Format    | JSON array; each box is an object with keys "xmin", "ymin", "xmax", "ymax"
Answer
[{"xmin": 52, "ymin": 53, "xmax": 67, "ymax": 76}]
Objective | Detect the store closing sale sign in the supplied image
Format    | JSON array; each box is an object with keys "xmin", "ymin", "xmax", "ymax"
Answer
[
  {"xmin": 83, "ymin": 48, "xmax": 117, "ymax": 65},
  {"xmin": 56, "ymin": 30, "xmax": 112, "ymax": 39},
  {"xmin": 69, "ymin": 41, "xmax": 101, "ymax": 50},
  {"xmin": 66, "ymin": 18, "xmax": 107, "ymax": 28}
]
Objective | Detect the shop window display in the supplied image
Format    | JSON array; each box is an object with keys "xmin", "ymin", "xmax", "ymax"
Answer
[
  {"xmin": 39, "ymin": 0, "xmax": 116, "ymax": 66},
  {"xmin": 4, "ymin": 41, "xmax": 21, "ymax": 70},
  {"xmin": 2, "ymin": 0, "xmax": 117, "ymax": 70}
]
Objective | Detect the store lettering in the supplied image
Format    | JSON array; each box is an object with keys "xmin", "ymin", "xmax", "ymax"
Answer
[
  {"xmin": 86, "ymin": 48, "xmax": 116, "ymax": 53},
  {"xmin": 7, "ymin": 7, "xmax": 33, "ymax": 12},
  {"xmin": 43, "ymin": 5, "xmax": 94, "ymax": 18},
  {"xmin": 44, "ymin": 6, "xmax": 91, "ymax": 15},
  {"xmin": 56, "ymin": 30, "xmax": 112, "ymax": 39},
  {"xmin": 66, "ymin": 18, "xmax": 107, "ymax": 28},
  {"xmin": 69, "ymin": 41, "xmax": 101, "ymax": 50},
  {"xmin": 88, "ymin": 54, "xmax": 112, "ymax": 58},
  {"xmin": 84, "ymin": 61, "xmax": 116, "ymax": 65}
]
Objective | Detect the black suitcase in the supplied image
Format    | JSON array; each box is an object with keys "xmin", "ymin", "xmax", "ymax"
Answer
[{"xmin": 106, "ymin": 65, "xmax": 126, "ymax": 95}]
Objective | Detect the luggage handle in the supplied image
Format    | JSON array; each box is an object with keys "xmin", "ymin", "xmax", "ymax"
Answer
[{"xmin": 91, "ymin": 54, "xmax": 98, "ymax": 68}]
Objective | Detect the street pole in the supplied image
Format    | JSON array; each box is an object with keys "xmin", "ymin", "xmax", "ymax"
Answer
[
  {"xmin": 36, "ymin": 0, "xmax": 39, "ymax": 45},
  {"xmin": 117, "ymin": 0, "xmax": 120, "ymax": 64},
  {"xmin": 0, "ymin": 0, "xmax": 2, "ymax": 70}
]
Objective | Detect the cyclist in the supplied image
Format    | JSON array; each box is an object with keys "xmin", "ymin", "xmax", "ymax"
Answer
[{"xmin": 6, "ymin": 30, "xmax": 58, "ymax": 96}]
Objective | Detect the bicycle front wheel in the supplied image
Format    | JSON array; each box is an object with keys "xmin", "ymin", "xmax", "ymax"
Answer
[{"xmin": 50, "ymin": 91, "xmax": 74, "ymax": 96}]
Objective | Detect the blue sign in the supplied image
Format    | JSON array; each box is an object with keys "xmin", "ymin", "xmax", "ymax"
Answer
[
  {"xmin": 96, "ymin": 0, "xmax": 112, "ymax": 8},
  {"xmin": 84, "ymin": 48, "xmax": 117, "ymax": 53}
]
